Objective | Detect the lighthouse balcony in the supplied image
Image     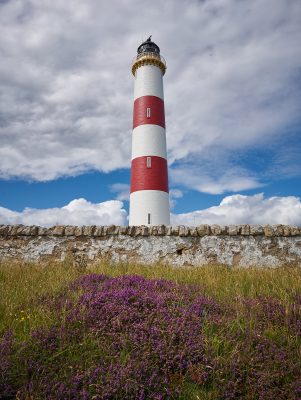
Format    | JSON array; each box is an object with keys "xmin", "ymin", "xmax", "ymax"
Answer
[{"xmin": 132, "ymin": 52, "xmax": 166, "ymax": 76}]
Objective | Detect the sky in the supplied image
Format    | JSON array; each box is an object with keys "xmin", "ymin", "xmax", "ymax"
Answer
[{"xmin": 0, "ymin": 0, "xmax": 301, "ymax": 226}]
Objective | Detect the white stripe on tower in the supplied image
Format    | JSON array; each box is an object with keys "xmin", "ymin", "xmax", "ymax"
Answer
[
  {"xmin": 131, "ymin": 125, "xmax": 167, "ymax": 160},
  {"xmin": 130, "ymin": 191, "xmax": 170, "ymax": 226},
  {"xmin": 134, "ymin": 65, "xmax": 164, "ymax": 100},
  {"xmin": 129, "ymin": 37, "xmax": 170, "ymax": 226}
]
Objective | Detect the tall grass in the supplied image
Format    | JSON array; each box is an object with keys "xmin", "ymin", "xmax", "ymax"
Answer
[
  {"xmin": 0, "ymin": 260, "xmax": 81, "ymax": 338},
  {"xmin": 1, "ymin": 260, "xmax": 300, "ymax": 338},
  {"xmin": 91, "ymin": 261, "xmax": 301, "ymax": 301},
  {"xmin": 0, "ymin": 261, "xmax": 300, "ymax": 399}
]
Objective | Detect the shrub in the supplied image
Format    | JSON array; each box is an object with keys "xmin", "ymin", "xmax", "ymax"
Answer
[{"xmin": 0, "ymin": 266, "xmax": 300, "ymax": 399}]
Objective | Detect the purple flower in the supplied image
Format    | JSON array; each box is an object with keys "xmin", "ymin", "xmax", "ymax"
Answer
[{"xmin": 1, "ymin": 274, "xmax": 300, "ymax": 399}]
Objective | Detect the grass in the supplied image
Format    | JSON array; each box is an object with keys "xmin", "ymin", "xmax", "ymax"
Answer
[
  {"xmin": 1, "ymin": 260, "xmax": 300, "ymax": 338},
  {"xmin": 91, "ymin": 261, "xmax": 301, "ymax": 301},
  {"xmin": 0, "ymin": 259, "xmax": 81, "ymax": 338},
  {"xmin": 0, "ymin": 260, "xmax": 300, "ymax": 399}
]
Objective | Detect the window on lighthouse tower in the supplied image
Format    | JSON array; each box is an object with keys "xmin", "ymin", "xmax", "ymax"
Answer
[
  {"xmin": 146, "ymin": 157, "xmax": 152, "ymax": 168},
  {"xmin": 146, "ymin": 107, "xmax": 151, "ymax": 118}
]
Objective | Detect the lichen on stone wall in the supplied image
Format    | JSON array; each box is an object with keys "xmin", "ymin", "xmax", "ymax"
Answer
[{"xmin": 0, "ymin": 224, "xmax": 300, "ymax": 267}]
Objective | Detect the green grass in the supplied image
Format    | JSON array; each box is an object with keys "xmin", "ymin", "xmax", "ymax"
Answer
[
  {"xmin": 1, "ymin": 260, "xmax": 300, "ymax": 399},
  {"xmin": 1, "ymin": 260, "xmax": 300, "ymax": 339},
  {"xmin": 0, "ymin": 259, "xmax": 82, "ymax": 338},
  {"xmin": 90, "ymin": 261, "xmax": 301, "ymax": 301}
]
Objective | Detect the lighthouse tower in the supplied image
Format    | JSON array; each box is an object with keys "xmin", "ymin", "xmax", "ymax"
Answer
[{"xmin": 129, "ymin": 37, "xmax": 170, "ymax": 226}]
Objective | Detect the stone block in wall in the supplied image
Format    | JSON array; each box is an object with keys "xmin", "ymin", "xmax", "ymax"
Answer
[
  {"xmin": 107, "ymin": 225, "xmax": 119, "ymax": 235},
  {"xmin": 82, "ymin": 226, "xmax": 95, "ymax": 236},
  {"xmin": 93, "ymin": 226, "xmax": 104, "ymax": 236},
  {"xmin": 6, "ymin": 225, "xmax": 15, "ymax": 236},
  {"xmin": 141, "ymin": 226, "xmax": 149, "ymax": 236},
  {"xmin": 51, "ymin": 226, "xmax": 65, "ymax": 236},
  {"xmin": 65, "ymin": 226, "xmax": 76, "ymax": 236},
  {"xmin": 13, "ymin": 225, "xmax": 38, "ymax": 236},
  {"xmin": 197, "ymin": 225, "xmax": 210, "ymax": 236},
  {"xmin": 263, "ymin": 225, "xmax": 274, "ymax": 237},
  {"xmin": 282, "ymin": 225, "xmax": 291, "ymax": 236},
  {"xmin": 134, "ymin": 226, "xmax": 142, "ymax": 236},
  {"xmin": 157, "ymin": 225, "xmax": 165, "ymax": 236},
  {"xmin": 211, "ymin": 225, "xmax": 223, "ymax": 235},
  {"xmin": 221, "ymin": 225, "xmax": 228, "ymax": 235},
  {"xmin": 0, "ymin": 225, "xmax": 9, "ymax": 236},
  {"xmin": 150, "ymin": 226, "xmax": 158, "ymax": 235},
  {"xmin": 128, "ymin": 226, "xmax": 136, "ymax": 236},
  {"xmin": 74, "ymin": 226, "xmax": 83, "ymax": 237},
  {"xmin": 29, "ymin": 226, "xmax": 39, "ymax": 236},
  {"xmin": 291, "ymin": 226, "xmax": 300, "ymax": 236},
  {"xmin": 228, "ymin": 225, "xmax": 240, "ymax": 236},
  {"xmin": 165, "ymin": 226, "xmax": 172, "ymax": 236},
  {"xmin": 170, "ymin": 226, "xmax": 179, "ymax": 236},
  {"xmin": 9, "ymin": 225, "xmax": 23, "ymax": 236},
  {"xmin": 241, "ymin": 225, "xmax": 250, "ymax": 236},
  {"xmin": 119, "ymin": 226, "xmax": 128, "ymax": 235},
  {"xmin": 6, "ymin": 226, "xmax": 13, "ymax": 236},
  {"xmin": 9, "ymin": 226, "xmax": 21, "ymax": 236},
  {"xmin": 18, "ymin": 226, "xmax": 35, "ymax": 236},
  {"xmin": 250, "ymin": 225, "xmax": 264, "ymax": 235},
  {"xmin": 190, "ymin": 226, "xmax": 198, "ymax": 236},
  {"xmin": 179, "ymin": 226, "xmax": 190, "ymax": 236},
  {"xmin": 38, "ymin": 226, "xmax": 49, "ymax": 236},
  {"xmin": 274, "ymin": 225, "xmax": 284, "ymax": 236}
]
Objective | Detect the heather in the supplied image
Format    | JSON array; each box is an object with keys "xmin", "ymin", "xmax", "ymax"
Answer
[{"xmin": 0, "ymin": 262, "xmax": 301, "ymax": 399}]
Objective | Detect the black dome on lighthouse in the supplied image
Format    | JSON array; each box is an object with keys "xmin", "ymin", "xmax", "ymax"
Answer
[{"xmin": 137, "ymin": 36, "xmax": 160, "ymax": 55}]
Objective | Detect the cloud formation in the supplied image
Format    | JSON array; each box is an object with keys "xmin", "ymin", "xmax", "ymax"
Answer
[
  {"xmin": 169, "ymin": 188, "xmax": 183, "ymax": 209},
  {"xmin": 109, "ymin": 183, "xmax": 130, "ymax": 201},
  {"xmin": 0, "ymin": 194, "xmax": 300, "ymax": 227},
  {"xmin": 171, "ymin": 193, "xmax": 301, "ymax": 226},
  {"xmin": 0, "ymin": 0, "xmax": 300, "ymax": 192},
  {"xmin": 170, "ymin": 163, "xmax": 263, "ymax": 195},
  {"xmin": 0, "ymin": 199, "xmax": 127, "ymax": 227}
]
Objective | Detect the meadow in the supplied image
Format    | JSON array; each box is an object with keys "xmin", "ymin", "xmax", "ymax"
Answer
[{"xmin": 0, "ymin": 260, "xmax": 300, "ymax": 399}]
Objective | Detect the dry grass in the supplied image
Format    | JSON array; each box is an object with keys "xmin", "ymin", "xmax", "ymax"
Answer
[
  {"xmin": 0, "ymin": 260, "xmax": 300, "ymax": 399},
  {"xmin": 0, "ymin": 259, "xmax": 300, "ymax": 338},
  {"xmin": 91, "ymin": 261, "xmax": 301, "ymax": 301},
  {"xmin": 0, "ymin": 259, "xmax": 81, "ymax": 337}
]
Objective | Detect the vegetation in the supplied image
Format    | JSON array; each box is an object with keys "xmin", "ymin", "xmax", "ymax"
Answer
[{"xmin": 0, "ymin": 261, "xmax": 301, "ymax": 399}]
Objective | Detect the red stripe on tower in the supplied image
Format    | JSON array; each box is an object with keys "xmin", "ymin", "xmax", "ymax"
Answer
[
  {"xmin": 133, "ymin": 96, "xmax": 165, "ymax": 129},
  {"xmin": 130, "ymin": 156, "xmax": 168, "ymax": 193}
]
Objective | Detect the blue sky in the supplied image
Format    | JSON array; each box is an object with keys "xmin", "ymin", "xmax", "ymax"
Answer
[
  {"xmin": 0, "ymin": 0, "xmax": 301, "ymax": 226},
  {"xmin": 1, "ymin": 172, "xmax": 301, "ymax": 216}
]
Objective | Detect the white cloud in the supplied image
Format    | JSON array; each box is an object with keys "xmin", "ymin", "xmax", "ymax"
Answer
[
  {"xmin": 0, "ymin": 0, "xmax": 300, "ymax": 190},
  {"xmin": 109, "ymin": 183, "xmax": 130, "ymax": 201},
  {"xmin": 170, "ymin": 164, "xmax": 263, "ymax": 195},
  {"xmin": 0, "ymin": 198, "xmax": 127, "ymax": 227},
  {"xmin": 169, "ymin": 188, "xmax": 183, "ymax": 208},
  {"xmin": 1, "ymin": 193, "xmax": 300, "ymax": 227},
  {"xmin": 171, "ymin": 193, "xmax": 301, "ymax": 226}
]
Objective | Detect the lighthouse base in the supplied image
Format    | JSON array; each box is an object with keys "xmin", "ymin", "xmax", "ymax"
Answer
[{"xmin": 129, "ymin": 190, "xmax": 170, "ymax": 226}]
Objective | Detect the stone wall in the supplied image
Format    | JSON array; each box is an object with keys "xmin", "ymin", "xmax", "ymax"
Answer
[{"xmin": 0, "ymin": 224, "xmax": 301, "ymax": 267}]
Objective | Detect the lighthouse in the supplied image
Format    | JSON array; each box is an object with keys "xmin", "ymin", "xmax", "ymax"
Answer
[{"xmin": 129, "ymin": 37, "xmax": 170, "ymax": 226}]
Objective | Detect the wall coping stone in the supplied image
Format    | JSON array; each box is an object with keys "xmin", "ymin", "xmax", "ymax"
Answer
[{"xmin": 0, "ymin": 224, "xmax": 300, "ymax": 238}]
